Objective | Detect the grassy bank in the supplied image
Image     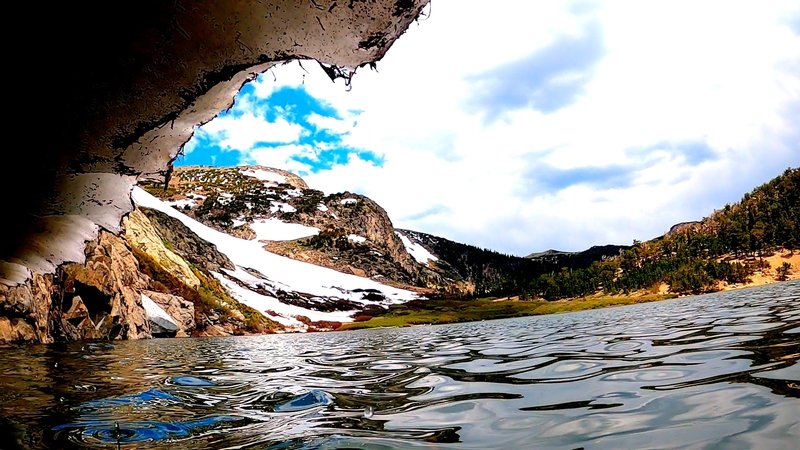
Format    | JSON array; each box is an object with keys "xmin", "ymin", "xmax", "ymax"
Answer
[{"xmin": 338, "ymin": 293, "xmax": 677, "ymax": 331}]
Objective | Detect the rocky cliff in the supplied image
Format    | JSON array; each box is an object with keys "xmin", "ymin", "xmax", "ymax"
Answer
[
  {"xmin": 145, "ymin": 166, "xmax": 459, "ymax": 293},
  {"xmin": 0, "ymin": 202, "xmax": 282, "ymax": 343},
  {"xmin": 2, "ymin": 162, "xmax": 507, "ymax": 343},
  {"xmin": 1, "ymin": 166, "xmax": 443, "ymax": 343}
]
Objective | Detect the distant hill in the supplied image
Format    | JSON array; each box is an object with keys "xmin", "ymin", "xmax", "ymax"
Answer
[
  {"xmin": 526, "ymin": 249, "xmax": 567, "ymax": 259},
  {"xmin": 526, "ymin": 245, "xmax": 629, "ymax": 267},
  {"xmin": 397, "ymin": 231, "xmax": 627, "ymax": 297},
  {"xmin": 521, "ymin": 167, "xmax": 800, "ymax": 299},
  {"xmin": 665, "ymin": 221, "xmax": 702, "ymax": 237}
]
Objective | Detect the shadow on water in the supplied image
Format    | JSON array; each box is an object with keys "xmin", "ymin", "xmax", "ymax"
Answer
[{"xmin": 0, "ymin": 281, "xmax": 798, "ymax": 449}]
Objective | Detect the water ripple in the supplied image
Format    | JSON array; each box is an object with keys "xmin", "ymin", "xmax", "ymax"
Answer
[{"xmin": 0, "ymin": 281, "xmax": 797, "ymax": 448}]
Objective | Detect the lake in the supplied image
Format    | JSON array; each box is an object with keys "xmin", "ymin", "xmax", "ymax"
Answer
[{"xmin": 1, "ymin": 281, "xmax": 798, "ymax": 449}]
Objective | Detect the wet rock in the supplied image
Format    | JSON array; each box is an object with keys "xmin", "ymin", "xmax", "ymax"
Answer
[
  {"xmin": 142, "ymin": 290, "xmax": 195, "ymax": 336},
  {"xmin": 141, "ymin": 294, "xmax": 180, "ymax": 337},
  {"xmin": 0, "ymin": 273, "xmax": 57, "ymax": 343},
  {"xmin": 62, "ymin": 232, "xmax": 151, "ymax": 340},
  {"xmin": 62, "ymin": 295, "xmax": 99, "ymax": 340},
  {"xmin": 0, "ymin": 317, "xmax": 36, "ymax": 342},
  {"xmin": 195, "ymin": 323, "xmax": 230, "ymax": 337}
]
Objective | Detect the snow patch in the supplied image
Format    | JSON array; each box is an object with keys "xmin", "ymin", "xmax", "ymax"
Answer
[
  {"xmin": 348, "ymin": 234, "xmax": 367, "ymax": 244},
  {"xmin": 317, "ymin": 203, "xmax": 328, "ymax": 212},
  {"xmin": 9, "ymin": 215, "xmax": 100, "ymax": 278},
  {"xmin": 285, "ymin": 188, "xmax": 303, "ymax": 198},
  {"xmin": 215, "ymin": 270, "xmax": 355, "ymax": 326},
  {"xmin": 0, "ymin": 261, "xmax": 31, "ymax": 286},
  {"xmin": 340, "ymin": 198, "xmax": 358, "ymax": 205},
  {"xmin": 240, "ymin": 168, "xmax": 287, "ymax": 185},
  {"xmin": 131, "ymin": 188, "xmax": 418, "ymax": 325},
  {"xmin": 49, "ymin": 173, "xmax": 136, "ymax": 233},
  {"xmin": 396, "ymin": 232, "xmax": 439, "ymax": 265},
  {"xmin": 250, "ymin": 219, "xmax": 319, "ymax": 241}
]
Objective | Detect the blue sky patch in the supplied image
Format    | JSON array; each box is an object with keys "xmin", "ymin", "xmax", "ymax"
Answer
[
  {"xmin": 289, "ymin": 148, "xmax": 384, "ymax": 173},
  {"xmin": 627, "ymin": 141, "xmax": 719, "ymax": 166},
  {"xmin": 532, "ymin": 164, "xmax": 634, "ymax": 192},
  {"xmin": 467, "ymin": 21, "xmax": 605, "ymax": 119},
  {"xmin": 787, "ymin": 13, "xmax": 800, "ymax": 35},
  {"xmin": 178, "ymin": 136, "xmax": 240, "ymax": 167},
  {"xmin": 176, "ymin": 82, "xmax": 382, "ymax": 174}
]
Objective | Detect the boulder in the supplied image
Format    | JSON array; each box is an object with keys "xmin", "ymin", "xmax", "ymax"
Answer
[
  {"xmin": 142, "ymin": 290, "xmax": 196, "ymax": 335},
  {"xmin": 141, "ymin": 294, "xmax": 180, "ymax": 337},
  {"xmin": 62, "ymin": 232, "xmax": 151, "ymax": 340}
]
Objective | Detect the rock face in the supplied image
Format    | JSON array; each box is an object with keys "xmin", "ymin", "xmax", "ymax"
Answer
[
  {"xmin": 140, "ymin": 208, "xmax": 234, "ymax": 273},
  {"xmin": 0, "ymin": 203, "xmax": 282, "ymax": 343},
  {"xmin": 146, "ymin": 166, "xmax": 434, "ymax": 288},
  {"xmin": 295, "ymin": 192, "xmax": 423, "ymax": 282},
  {"xmin": 143, "ymin": 290, "xmax": 196, "ymax": 337},
  {"xmin": 265, "ymin": 191, "xmax": 426, "ymax": 286},
  {"xmin": 124, "ymin": 209, "xmax": 202, "ymax": 289},
  {"xmin": 2, "ymin": 0, "xmax": 429, "ymax": 286},
  {"xmin": 61, "ymin": 232, "xmax": 153, "ymax": 341},
  {"xmin": 0, "ymin": 274, "xmax": 55, "ymax": 343},
  {"xmin": 0, "ymin": 232, "xmax": 153, "ymax": 343}
]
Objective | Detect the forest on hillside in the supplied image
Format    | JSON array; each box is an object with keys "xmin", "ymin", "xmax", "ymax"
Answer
[
  {"xmin": 410, "ymin": 232, "xmax": 624, "ymax": 297},
  {"xmin": 521, "ymin": 167, "xmax": 799, "ymax": 299}
]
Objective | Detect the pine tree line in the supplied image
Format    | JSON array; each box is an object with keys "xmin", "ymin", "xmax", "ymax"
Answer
[{"xmin": 523, "ymin": 167, "xmax": 799, "ymax": 299}]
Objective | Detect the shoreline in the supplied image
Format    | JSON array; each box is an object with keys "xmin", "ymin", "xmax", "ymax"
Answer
[
  {"xmin": 338, "ymin": 274, "xmax": 798, "ymax": 332},
  {"xmin": 3, "ymin": 253, "xmax": 795, "ymax": 343},
  {"xmin": 337, "ymin": 293, "xmax": 679, "ymax": 331}
]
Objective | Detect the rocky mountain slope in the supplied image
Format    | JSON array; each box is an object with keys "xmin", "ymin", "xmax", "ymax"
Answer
[
  {"xmin": 0, "ymin": 163, "xmax": 639, "ymax": 343},
  {"xmin": 156, "ymin": 166, "xmax": 421, "ymax": 283},
  {"xmin": 144, "ymin": 166, "xmax": 469, "ymax": 295},
  {"xmin": 396, "ymin": 230, "xmax": 627, "ymax": 297},
  {"xmin": 1, "ymin": 165, "xmax": 442, "ymax": 343},
  {"xmin": 5, "ymin": 164, "xmax": 793, "ymax": 344}
]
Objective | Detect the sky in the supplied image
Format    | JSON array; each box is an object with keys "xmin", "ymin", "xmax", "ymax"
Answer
[{"xmin": 179, "ymin": 0, "xmax": 800, "ymax": 256}]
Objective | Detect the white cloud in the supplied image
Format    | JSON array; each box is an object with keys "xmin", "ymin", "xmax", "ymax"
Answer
[
  {"xmin": 192, "ymin": 0, "xmax": 800, "ymax": 255},
  {"xmin": 245, "ymin": 144, "xmax": 319, "ymax": 175},
  {"xmin": 306, "ymin": 113, "xmax": 356, "ymax": 135},
  {"xmin": 198, "ymin": 112, "xmax": 303, "ymax": 151}
]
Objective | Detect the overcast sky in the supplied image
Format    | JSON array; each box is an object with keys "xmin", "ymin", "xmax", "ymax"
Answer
[{"xmin": 180, "ymin": 0, "xmax": 800, "ymax": 256}]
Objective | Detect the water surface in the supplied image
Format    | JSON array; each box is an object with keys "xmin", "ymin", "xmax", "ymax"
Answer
[{"xmin": 1, "ymin": 281, "xmax": 798, "ymax": 449}]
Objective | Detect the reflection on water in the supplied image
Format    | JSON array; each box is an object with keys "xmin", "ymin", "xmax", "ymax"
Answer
[{"xmin": 1, "ymin": 281, "xmax": 798, "ymax": 449}]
